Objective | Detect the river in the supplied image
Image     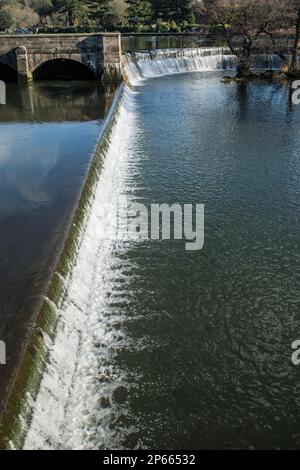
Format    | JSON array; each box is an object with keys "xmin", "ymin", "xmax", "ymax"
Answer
[
  {"xmin": 1, "ymin": 51, "xmax": 300, "ymax": 450},
  {"xmin": 0, "ymin": 81, "xmax": 113, "ymax": 410},
  {"xmin": 21, "ymin": 65, "xmax": 300, "ymax": 449}
]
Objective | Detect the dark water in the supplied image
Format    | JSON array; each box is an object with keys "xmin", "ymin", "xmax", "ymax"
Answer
[
  {"xmin": 121, "ymin": 34, "xmax": 209, "ymax": 52},
  {"xmin": 0, "ymin": 81, "xmax": 112, "ymax": 400},
  {"xmin": 108, "ymin": 74, "xmax": 300, "ymax": 449}
]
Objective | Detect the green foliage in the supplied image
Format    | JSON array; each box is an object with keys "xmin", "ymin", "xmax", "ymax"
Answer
[
  {"xmin": 51, "ymin": 0, "xmax": 121, "ymax": 29},
  {"xmin": 53, "ymin": 0, "xmax": 89, "ymax": 26},
  {"xmin": 32, "ymin": 0, "xmax": 54, "ymax": 19},
  {"xmin": 0, "ymin": 0, "xmax": 200, "ymax": 31},
  {"xmin": 0, "ymin": 0, "xmax": 121, "ymax": 30},
  {"xmin": 125, "ymin": 0, "xmax": 152, "ymax": 25},
  {"xmin": 158, "ymin": 21, "xmax": 169, "ymax": 31},
  {"xmin": 152, "ymin": 0, "xmax": 194, "ymax": 23},
  {"xmin": 0, "ymin": 7, "xmax": 13, "ymax": 30},
  {"xmin": 87, "ymin": 0, "xmax": 120, "ymax": 29}
]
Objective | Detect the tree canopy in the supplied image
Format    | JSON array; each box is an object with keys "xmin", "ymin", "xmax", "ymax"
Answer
[
  {"xmin": 0, "ymin": 0, "xmax": 298, "ymax": 42},
  {"xmin": 0, "ymin": 0, "xmax": 120, "ymax": 30},
  {"xmin": 0, "ymin": 0, "xmax": 202, "ymax": 30}
]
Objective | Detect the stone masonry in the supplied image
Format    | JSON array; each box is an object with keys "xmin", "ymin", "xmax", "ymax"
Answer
[{"xmin": 0, "ymin": 33, "xmax": 122, "ymax": 82}]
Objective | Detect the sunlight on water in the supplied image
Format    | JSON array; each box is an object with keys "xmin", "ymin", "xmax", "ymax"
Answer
[
  {"xmin": 24, "ymin": 87, "xmax": 140, "ymax": 450},
  {"xmin": 123, "ymin": 48, "xmax": 284, "ymax": 86}
]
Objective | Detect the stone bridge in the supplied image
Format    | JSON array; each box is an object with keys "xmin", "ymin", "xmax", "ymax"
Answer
[{"xmin": 0, "ymin": 33, "xmax": 121, "ymax": 82}]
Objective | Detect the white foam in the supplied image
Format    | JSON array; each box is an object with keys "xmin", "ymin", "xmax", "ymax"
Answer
[
  {"xmin": 23, "ymin": 86, "xmax": 140, "ymax": 450},
  {"xmin": 122, "ymin": 47, "xmax": 284, "ymax": 86}
]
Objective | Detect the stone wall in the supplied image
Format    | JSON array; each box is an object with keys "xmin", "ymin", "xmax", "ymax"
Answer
[{"xmin": 0, "ymin": 33, "xmax": 121, "ymax": 82}]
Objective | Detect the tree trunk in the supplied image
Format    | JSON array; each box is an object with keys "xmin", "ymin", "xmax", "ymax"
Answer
[
  {"xmin": 236, "ymin": 46, "xmax": 252, "ymax": 78},
  {"xmin": 236, "ymin": 62, "xmax": 251, "ymax": 78},
  {"xmin": 290, "ymin": 8, "xmax": 300, "ymax": 73}
]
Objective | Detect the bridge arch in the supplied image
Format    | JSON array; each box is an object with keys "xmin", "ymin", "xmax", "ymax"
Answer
[
  {"xmin": 0, "ymin": 34, "xmax": 121, "ymax": 83},
  {"xmin": 31, "ymin": 58, "xmax": 97, "ymax": 81},
  {"xmin": 0, "ymin": 62, "xmax": 18, "ymax": 82}
]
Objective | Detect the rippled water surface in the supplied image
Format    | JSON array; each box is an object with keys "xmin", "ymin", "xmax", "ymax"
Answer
[
  {"xmin": 25, "ymin": 72, "xmax": 300, "ymax": 450},
  {"xmin": 105, "ymin": 74, "xmax": 300, "ymax": 449}
]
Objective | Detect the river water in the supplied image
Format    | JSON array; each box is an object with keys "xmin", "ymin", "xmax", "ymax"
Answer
[
  {"xmin": 19, "ymin": 63, "xmax": 300, "ymax": 450},
  {"xmin": 121, "ymin": 34, "xmax": 209, "ymax": 52},
  {"xmin": 0, "ymin": 81, "xmax": 113, "ymax": 404}
]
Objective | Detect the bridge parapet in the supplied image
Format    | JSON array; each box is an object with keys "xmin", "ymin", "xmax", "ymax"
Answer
[{"xmin": 0, "ymin": 33, "xmax": 121, "ymax": 82}]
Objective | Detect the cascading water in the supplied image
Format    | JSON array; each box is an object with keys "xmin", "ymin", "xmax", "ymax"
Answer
[
  {"xmin": 122, "ymin": 47, "xmax": 285, "ymax": 86},
  {"xmin": 22, "ymin": 85, "xmax": 140, "ymax": 450}
]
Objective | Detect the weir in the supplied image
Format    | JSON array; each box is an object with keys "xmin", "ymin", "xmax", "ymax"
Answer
[
  {"xmin": 23, "ymin": 85, "xmax": 135, "ymax": 450},
  {"xmin": 0, "ymin": 84, "xmax": 133, "ymax": 449},
  {"xmin": 0, "ymin": 45, "xmax": 294, "ymax": 449},
  {"xmin": 122, "ymin": 47, "xmax": 286, "ymax": 85}
]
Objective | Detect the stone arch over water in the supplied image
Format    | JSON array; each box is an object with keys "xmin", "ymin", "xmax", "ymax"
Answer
[
  {"xmin": 0, "ymin": 62, "xmax": 18, "ymax": 83},
  {"xmin": 32, "ymin": 58, "xmax": 97, "ymax": 81}
]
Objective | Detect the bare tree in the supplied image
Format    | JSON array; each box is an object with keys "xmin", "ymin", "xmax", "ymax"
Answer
[
  {"xmin": 279, "ymin": 1, "xmax": 300, "ymax": 73},
  {"xmin": 201, "ymin": 0, "xmax": 282, "ymax": 78}
]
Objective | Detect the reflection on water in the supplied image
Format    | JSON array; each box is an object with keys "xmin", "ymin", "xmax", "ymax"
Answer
[
  {"xmin": 0, "ymin": 81, "xmax": 113, "ymax": 401},
  {"xmin": 121, "ymin": 34, "xmax": 211, "ymax": 52},
  {"xmin": 0, "ymin": 81, "xmax": 116, "ymax": 122}
]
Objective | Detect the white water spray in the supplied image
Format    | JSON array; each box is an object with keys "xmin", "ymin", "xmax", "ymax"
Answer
[
  {"xmin": 22, "ymin": 46, "xmax": 286, "ymax": 451},
  {"xmin": 122, "ymin": 47, "xmax": 285, "ymax": 86},
  {"xmin": 23, "ymin": 86, "xmax": 141, "ymax": 450}
]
